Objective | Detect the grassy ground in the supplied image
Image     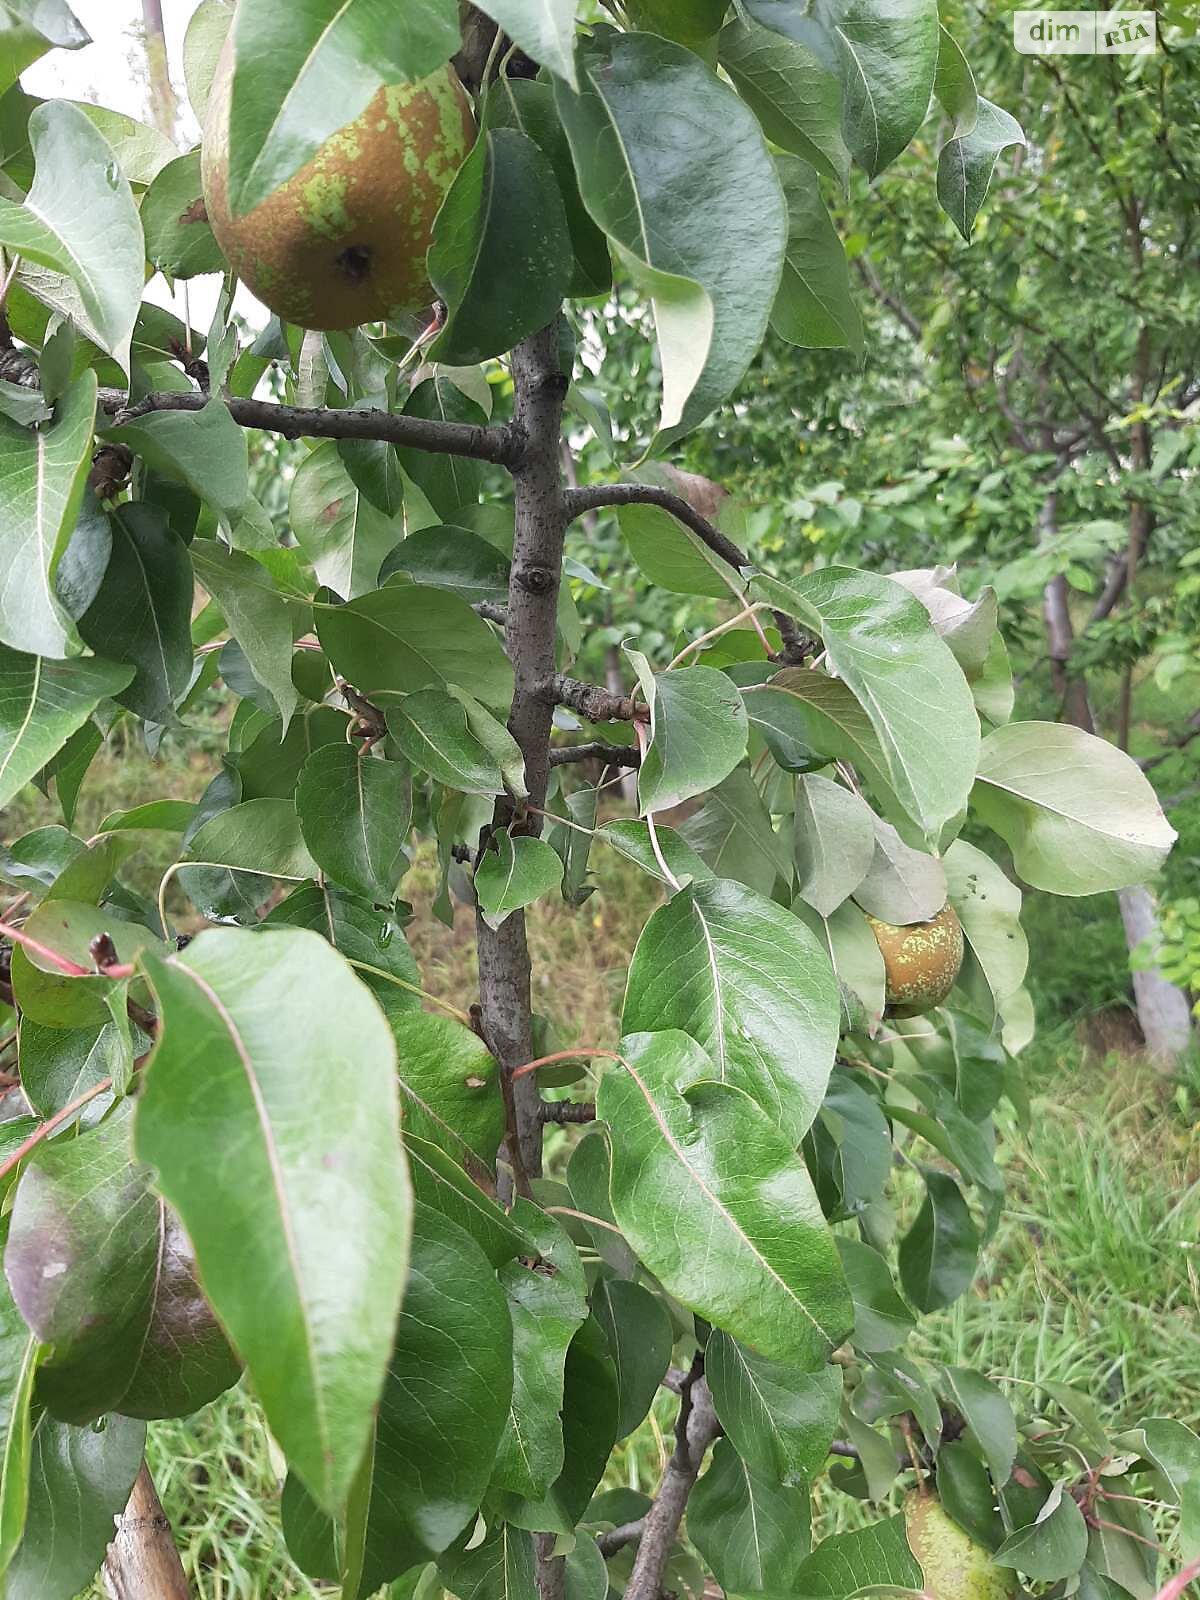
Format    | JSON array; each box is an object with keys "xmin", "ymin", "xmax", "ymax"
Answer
[{"xmin": 8, "ymin": 727, "xmax": 1196, "ymax": 1596}]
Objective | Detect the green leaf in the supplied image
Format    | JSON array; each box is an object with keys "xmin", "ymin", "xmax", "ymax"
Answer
[
  {"xmin": 933, "ymin": 25, "xmax": 978, "ymax": 135},
  {"xmin": 9, "ymin": 899, "xmax": 160, "ymax": 1028},
  {"xmin": 77, "ymin": 504, "xmax": 194, "ymax": 723},
  {"xmin": 0, "ymin": 1219, "xmax": 41, "ymax": 1578},
  {"xmin": 566, "ymin": 1129, "xmax": 638, "ymax": 1279},
  {"xmin": 106, "ymin": 398, "xmax": 250, "ymax": 524},
  {"xmin": 0, "ymin": 100, "xmax": 141, "ymax": 369},
  {"xmin": 836, "ymin": 1238, "xmax": 914, "ymax": 1352},
  {"xmin": 380, "ymin": 526, "xmax": 510, "ymax": 606},
  {"xmin": 486, "ymin": 78, "xmax": 610, "ymax": 296},
  {"xmin": 491, "ymin": 1200, "xmax": 588, "ymax": 1500},
  {"xmin": 754, "ymin": 570, "xmax": 980, "ymax": 845},
  {"xmin": 183, "ymin": 0, "xmax": 231, "ymax": 124},
  {"xmin": 396, "ymin": 378, "xmax": 488, "ymax": 520},
  {"xmin": 385, "ymin": 689, "xmax": 508, "ymax": 796},
  {"xmin": 346, "ymin": 1204, "xmax": 514, "ymax": 1598},
  {"xmin": 265, "ymin": 880, "xmax": 424, "ymax": 1028},
  {"xmin": 599, "ymin": 819, "xmax": 714, "ymax": 888},
  {"xmin": 392, "ymin": 1011, "xmax": 503, "ymax": 1169},
  {"xmin": 591, "ymin": 1278, "xmax": 674, "ymax": 1441},
  {"xmin": 137, "ymin": 927, "xmax": 411, "ymax": 1512},
  {"xmin": 140, "ymin": 150, "xmax": 225, "ymax": 278},
  {"xmin": 405, "ymin": 1132, "xmax": 526, "ymax": 1268},
  {"xmin": 794, "ymin": 772, "xmax": 876, "ymax": 916},
  {"xmin": 994, "ymin": 1482, "xmax": 1089, "ymax": 1581},
  {"xmin": 317, "ymin": 585, "xmax": 513, "ymax": 710},
  {"xmin": 289, "ymin": 440, "xmax": 402, "ymax": 600},
  {"xmin": 771, "ymin": 156, "xmax": 863, "ymax": 353},
  {"xmin": 972, "ymin": 722, "xmax": 1175, "ymax": 895},
  {"xmin": 439, "ymin": 1521, "xmax": 537, "ymax": 1600},
  {"xmin": 600, "ymin": 1030, "xmax": 851, "ymax": 1367},
  {"xmin": 475, "ymin": 0, "xmax": 576, "ymax": 87},
  {"xmin": 429, "ymin": 128, "xmax": 572, "ymax": 368},
  {"xmin": 622, "ymin": 879, "xmax": 840, "ymax": 1145},
  {"xmin": 937, "ymin": 96, "xmax": 1025, "ymax": 242},
  {"xmin": 631, "ymin": 656, "xmax": 749, "ymax": 814},
  {"xmin": 720, "ymin": 13, "xmax": 849, "ymax": 185},
  {"xmin": 941, "ymin": 1366, "xmax": 1016, "ymax": 1488},
  {"xmin": 0, "ymin": 1412, "xmax": 145, "ymax": 1600},
  {"xmin": 746, "ymin": 0, "xmax": 939, "ymax": 178},
  {"xmin": 944, "ymin": 839, "xmax": 1027, "ymax": 1015},
  {"xmin": 678, "ymin": 767, "xmax": 792, "ymax": 897},
  {"xmin": 690, "ymin": 1437, "xmax": 812, "ymax": 1592},
  {"xmin": 74, "ymin": 103, "xmax": 177, "ymax": 186},
  {"xmin": 296, "ymin": 744, "xmax": 410, "ymax": 903},
  {"xmin": 0, "ymin": 2, "xmax": 88, "ymax": 97},
  {"xmin": 853, "ymin": 819, "xmax": 947, "ymax": 926},
  {"xmin": 617, "ymin": 501, "xmax": 744, "ymax": 600},
  {"xmin": 190, "ymin": 538, "xmax": 299, "ymax": 726},
  {"xmin": 790, "ymin": 1512, "xmax": 922, "ymax": 1593},
  {"xmin": 475, "ymin": 831, "xmax": 563, "ymax": 931},
  {"xmin": 0, "ymin": 370, "xmax": 97, "ymax": 659},
  {"xmin": 706, "ymin": 1328, "xmax": 843, "ymax": 1485},
  {"xmin": 0, "ymin": 646, "xmax": 132, "ymax": 811},
  {"xmin": 14, "ymin": 1019, "xmax": 118, "ymax": 1122},
  {"xmin": 338, "ymin": 436, "xmax": 403, "ymax": 517},
  {"xmin": 185, "ymin": 797, "xmax": 318, "ymax": 881},
  {"xmin": 224, "ymin": 0, "xmax": 461, "ymax": 217},
  {"xmin": 898, "ymin": 1168, "xmax": 979, "ymax": 1314},
  {"xmin": 555, "ymin": 30, "xmax": 787, "ymax": 441}
]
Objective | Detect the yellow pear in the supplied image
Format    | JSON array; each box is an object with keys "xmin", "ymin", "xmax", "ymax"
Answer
[
  {"xmin": 865, "ymin": 902, "xmax": 964, "ymax": 1017},
  {"xmin": 202, "ymin": 49, "xmax": 476, "ymax": 330},
  {"xmin": 904, "ymin": 1493, "xmax": 1015, "ymax": 1599}
]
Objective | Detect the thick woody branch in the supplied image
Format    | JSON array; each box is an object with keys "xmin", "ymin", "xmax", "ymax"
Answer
[
  {"xmin": 563, "ymin": 483, "xmax": 748, "ymax": 572},
  {"xmin": 545, "ymin": 673, "xmax": 644, "ymax": 724},
  {"xmin": 101, "ymin": 1463, "xmax": 190, "ymax": 1600},
  {"xmin": 624, "ymin": 1356, "xmax": 721, "ymax": 1600},
  {"xmin": 110, "ymin": 391, "xmax": 520, "ymax": 465},
  {"xmin": 596, "ymin": 1520, "xmax": 645, "ymax": 1558},
  {"xmin": 548, "ymin": 741, "xmax": 640, "ymax": 769}
]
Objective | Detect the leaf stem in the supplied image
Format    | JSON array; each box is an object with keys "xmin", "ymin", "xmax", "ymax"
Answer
[
  {"xmin": 0, "ymin": 918, "xmax": 90, "ymax": 975},
  {"xmin": 510, "ymin": 1048, "xmax": 622, "ymax": 1082}
]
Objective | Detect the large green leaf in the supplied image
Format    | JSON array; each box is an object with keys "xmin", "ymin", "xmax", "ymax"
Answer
[
  {"xmin": 0, "ymin": 100, "xmax": 141, "ymax": 368},
  {"xmin": 429, "ymin": 128, "xmax": 573, "ymax": 368},
  {"xmin": 937, "ymin": 96, "xmax": 1025, "ymax": 241},
  {"xmin": 0, "ymin": 371, "xmax": 97, "ymax": 659},
  {"xmin": 491, "ymin": 1201, "xmax": 588, "ymax": 1500},
  {"xmin": 140, "ymin": 150, "xmax": 225, "ymax": 278},
  {"xmin": 264, "ymin": 880, "xmax": 423, "ymax": 1027},
  {"xmin": 617, "ymin": 501, "xmax": 744, "ymax": 600},
  {"xmin": 836, "ymin": 1237, "xmax": 915, "ymax": 1352},
  {"xmin": 190, "ymin": 538, "xmax": 298, "ymax": 726},
  {"xmin": 439, "ymin": 1520, "xmax": 537, "ymax": 1600},
  {"xmin": 385, "ymin": 688, "xmax": 509, "ymax": 796},
  {"xmin": 622, "ymin": 878, "xmax": 840, "ymax": 1145},
  {"xmin": 994, "ymin": 1483, "xmax": 1089, "ymax": 1581},
  {"xmin": 289, "ymin": 440, "xmax": 402, "ymax": 600},
  {"xmin": 404, "ymin": 1133, "xmax": 526, "ymax": 1268},
  {"xmin": 591, "ymin": 1278, "xmax": 674, "ymax": 1441},
  {"xmin": 295, "ymin": 743, "xmax": 410, "ymax": 903},
  {"xmin": 944, "ymin": 838, "xmax": 1027, "ymax": 1016},
  {"xmin": 0, "ymin": 1219, "xmax": 40, "ymax": 1579},
  {"xmin": 794, "ymin": 772, "xmax": 876, "ymax": 916},
  {"xmin": 898, "ymin": 1168, "xmax": 979, "ymax": 1313},
  {"xmin": 391, "ymin": 1011, "xmax": 503, "ymax": 1169},
  {"xmin": 396, "ymin": 379, "xmax": 489, "ymax": 521},
  {"xmin": 476, "ymin": 831, "xmax": 564, "ymax": 930},
  {"xmin": 755, "ymin": 570, "xmax": 980, "ymax": 844},
  {"xmin": 0, "ymin": 647, "xmax": 132, "ymax": 810},
  {"xmin": 599, "ymin": 1030, "xmax": 852, "ymax": 1366},
  {"xmin": 690, "ymin": 1438, "xmax": 812, "ymax": 1593},
  {"xmin": 791, "ymin": 1512, "xmax": 923, "ymax": 1592},
  {"xmin": 224, "ymin": 0, "xmax": 461, "ymax": 217},
  {"xmin": 771, "ymin": 156, "xmax": 863, "ymax": 353},
  {"xmin": 137, "ymin": 927, "xmax": 411, "ymax": 1512},
  {"xmin": 676, "ymin": 768, "xmax": 791, "ymax": 897},
  {"xmin": 77, "ymin": 504, "xmax": 194, "ymax": 723},
  {"xmin": 972, "ymin": 721, "xmax": 1175, "ymax": 895},
  {"xmin": 720, "ymin": 14, "xmax": 849, "ymax": 184},
  {"xmin": 705, "ymin": 1329, "xmax": 843, "ymax": 1485},
  {"xmin": 317, "ymin": 585, "xmax": 513, "ymax": 710},
  {"xmin": 555, "ymin": 30, "xmax": 786, "ymax": 440},
  {"xmin": 476, "ymin": 0, "xmax": 576, "ymax": 86},
  {"xmin": 381, "ymin": 525, "xmax": 510, "ymax": 606},
  {"xmin": 0, "ymin": 1412, "xmax": 145, "ymax": 1600},
  {"xmin": 185, "ymin": 797, "xmax": 318, "ymax": 881},
  {"xmin": 0, "ymin": 2, "xmax": 88, "ymax": 98},
  {"xmin": 746, "ymin": 0, "xmax": 939, "ymax": 178},
  {"xmin": 852, "ymin": 818, "xmax": 947, "ymax": 925},
  {"xmin": 631, "ymin": 655, "xmax": 749, "ymax": 814},
  {"xmin": 345, "ymin": 1204, "xmax": 514, "ymax": 1598},
  {"xmin": 106, "ymin": 398, "xmax": 250, "ymax": 525}
]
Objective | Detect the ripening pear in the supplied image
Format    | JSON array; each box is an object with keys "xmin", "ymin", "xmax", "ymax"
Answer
[
  {"xmin": 865, "ymin": 902, "xmax": 964, "ymax": 1017},
  {"xmin": 904, "ymin": 1492, "xmax": 1015, "ymax": 1600},
  {"xmin": 202, "ymin": 47, "xmax": 476, "ymax": 330}
]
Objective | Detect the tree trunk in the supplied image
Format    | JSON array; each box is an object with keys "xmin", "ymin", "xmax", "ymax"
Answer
[
  {"xmin": 1118, "ymin": 885, "xmax": 1195, "ymax": 1068},
  {"xmin": 101, "ymin": 1463, "xmax": 190, "ymax": 1600}
]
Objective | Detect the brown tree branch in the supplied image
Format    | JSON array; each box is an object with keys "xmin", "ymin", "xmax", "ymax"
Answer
[
  {"xmin": 537, "ymin": 1100, "xmax": 597, "ymax": 1124},
  {"xmin": 596, "ymin": 1519, "xmax": 645, "ymax": 1558},
  {"xmin": 545, "ymin": 674, "xmax": 644, "ymax": 724},
  {"xmin": 102, "ymin": 1463, "xmax": 190, "ymax": 1600},
  {"xmin": 623, "ymin": 1356, "xmax": 721, "ymax": 1600},
  {"xmin": 548, "ymin": 741, "xmax": 640, "ymax": 768},
  {"xmin": 562, "ymin": 482, "xmax": 748, "ymax": 572}
]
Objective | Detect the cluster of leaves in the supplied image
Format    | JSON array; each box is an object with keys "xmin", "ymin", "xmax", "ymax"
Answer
[{"xmin": 0, "ymin": 2, "xmax": 1194, "ymax": 1599}]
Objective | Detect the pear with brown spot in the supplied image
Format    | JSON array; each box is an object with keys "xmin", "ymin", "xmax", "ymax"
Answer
[
  {"xmin": 202, "ymin": 47, "xmax": 476, "ymax": 330},
  {"xmin": 865, "ymin": 902, "xmax": 964, "ymax": 1018},
  {"xmin": 904, "ymin": 1492, "xmax": 1015, "ymax": 1599}
]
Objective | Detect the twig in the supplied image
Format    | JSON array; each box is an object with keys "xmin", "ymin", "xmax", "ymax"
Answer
[
  {"xmin": 545, "ymin": 673, "xmax": 645, "ymax": 724},
  {"xmin": 596, "ymin": 1520, "xmax": 645, "ymax": 1558},
  {"xmin": 511, "ymin": 1048, "xmax": 621, "ymax": 1082},
  {"xmin": 475, "ymin": 601, "xmax": 508, "ymax": 625},
  {"xmin": 538, "ymin": 1102, "xmax": 597, "ymax": 1125},
  {"xmin": 563, "ymin": 483, "xmax": 748, "ymax": 571},
  {"xmin": 0, "ymin": 1075, "xmax": 118, "ymax": 1183},
  {"xmin": 548, "ymin": 741, "xmax": 641, "ymax": 768}
]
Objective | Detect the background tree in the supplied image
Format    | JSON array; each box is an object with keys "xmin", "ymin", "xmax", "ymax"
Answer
[{"xmin": 0, "ymin": 3, "xmax": 1195, "ymax": 1600}]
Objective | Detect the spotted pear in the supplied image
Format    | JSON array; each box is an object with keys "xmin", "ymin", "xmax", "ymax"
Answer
[
  {"xmin": 865, "ymin": 902, "xmax": 964, "ymax": 1017},
  {"xmin": 905, "ymin": 1492, "xmax": 1015, "ymax": 1599}
]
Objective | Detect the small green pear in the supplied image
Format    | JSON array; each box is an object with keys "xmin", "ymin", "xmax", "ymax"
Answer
[{"xmin": 904, "ymin": 1492, "xmax": 1015, "ymax": 1600}]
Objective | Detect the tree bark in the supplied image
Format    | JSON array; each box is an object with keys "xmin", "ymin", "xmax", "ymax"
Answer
[
  {"xmin": 101, "ymin": 1463, "xmax": 190, "ymax": 1600},
  {"xmin": 476, "ymin": 323, "xmax": 569, "ymax": 1185},
  {"xmin": 140, "ymin": 1, "xmax": 179, "ymax": 143},
  {"xmin": 623, "ymin": 1361, "xmax": 721, "ymax": 1600},
  {"xmin": 1118, "ymin": 885, "xmax": 1195, "ymax": 1068}
]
